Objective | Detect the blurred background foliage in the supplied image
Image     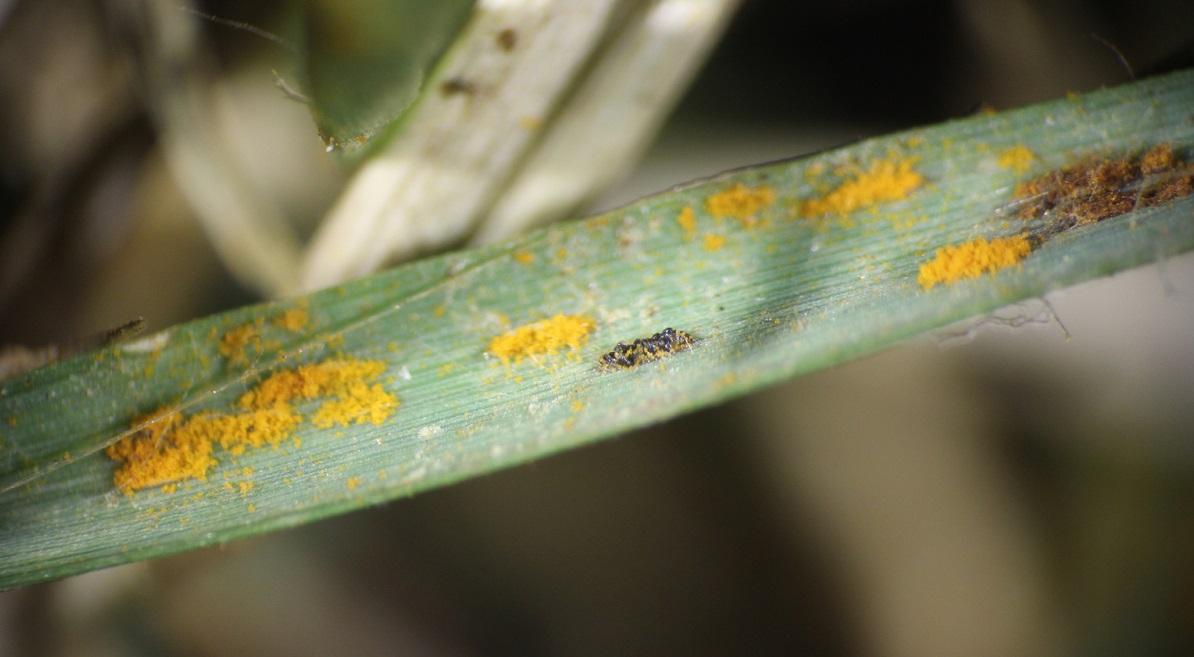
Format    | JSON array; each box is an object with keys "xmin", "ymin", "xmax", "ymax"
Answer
[{"xmin": 1, "ymin": 1, "xmax": 1193, "ymax": 656}]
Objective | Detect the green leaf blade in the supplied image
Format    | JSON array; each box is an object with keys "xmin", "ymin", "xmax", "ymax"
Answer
[
  {"xmin": 302, "ymin": 0, "xmax": 476, "ymax": 154},
  {"xmin": 2, "ymin": 70, "xmax": 1193, "ymax": 589}
]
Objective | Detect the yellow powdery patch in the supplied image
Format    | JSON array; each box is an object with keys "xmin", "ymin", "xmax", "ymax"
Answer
[
  {"xmin": 273, "ymin": 307, "xmax": 309, "ymax": 332},
  {"xmin": 676, "ymin": 206, "xmax": 697, "ymax": 237},
  {"xmin": 799, "ymin": 156, "xmax": 923, "ymax": 217},
  {"xmin": 997, "ymin": 145, "xmax": 1036, "ymax": 174},
  {"xmin": 236, "ymin": 359, "xmax": 389, "ymax": 411},
  {"xmin": 917, "ymin": 235, "xmax": 1032, "ymax": 290},
  {"xmin": 513, "ymin": 251, "xmax": 535, "ymax": 265},
  {"xmin": 106, "ymin": 358, "xmax": 398, "ymax": 494},
  {"xmin": 488, "ymin": 314, "xmax": 596, "ymax": 364},
  {"xmin": 218, "ymin": 322, "xmax": 262, "ymax": 365},
  {"xmin": 703, "ymin": 234, "xmax": 726, "ymax": 252},
  {"xmin": 311, "ymin": 380, "xmax": 398, "ymax": 428},
  {"xmin": 704, "ymin": 184, "xmax": 775, "ymax": 224}
]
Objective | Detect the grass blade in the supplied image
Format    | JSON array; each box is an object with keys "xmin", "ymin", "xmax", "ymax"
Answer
[
  {"xmin": 2, "ymin": 70, "xmax": 1193, "ymax": 589},
  {"xmin": 301, "ymin": 0, "xmax": 476, "ymax": 155}
]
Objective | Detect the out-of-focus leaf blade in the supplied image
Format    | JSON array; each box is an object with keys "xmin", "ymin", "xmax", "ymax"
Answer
[
  {"xmin": 2, "ymin": 71, "xmax": 1193, "ymax": 589},
  {"xmin": 302, "ymin": 0, "xmax": 475, "ymax": 154}
]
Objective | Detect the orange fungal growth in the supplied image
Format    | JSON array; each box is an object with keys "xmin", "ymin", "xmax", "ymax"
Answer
[
  {"xmin": 676, "ymin": 206, "xmax": 697, "ymax": 237},
  {"xmin": 703, "ymin": 233, "xmax": 726, "ymax": 251},
  {"xmin": 105, "ymin": 407, "xmax": 213, "ymax": 494},
  {"xmin": 513, "ymin": 251, "xmax": 535, "ymax": 265},
  {"xmin": 704, "ymin": 184, "xmax": 776, "ymax": 224},
  {"xmin": 106, "ymin": 358, "xmax": 398, "ymax": 494},
  {"xmin": 488, "ymin": 314, "xmax": 596, "ymax": 364},
  {"xmin": 313, "ymin": 381, "xmax": 398, "ymax": 428},
  {"xmin": 917, "ymin": 235, "xmax": 1032, "ymax": 290},
  {"xmin": 236, "ymin": 359, "xmax": 388, "ymax": 409},
  {"xmin": 997, "ymin": 145, "xmax": 1036, "ymax": 173},
  {"xmin": 219, "ymin": 322, "xmax": 262, "ymax": 365},
  {"xmin": 799, "ymin": 156, "xmax": 923, "ymax": 217},
  {"xmin": 273, "ymin": 307, "xmax": 309, "ymax": 332}
]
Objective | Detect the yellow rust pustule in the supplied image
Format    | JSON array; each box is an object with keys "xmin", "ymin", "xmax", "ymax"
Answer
[
  {"xmin": 917, "ymin": 235, "xmax": 1032, "ymax": 290},
  {"xmin": 997, "ymin": 145, "xmax": 1036, "ymax": 174},
  {"xmin": 488, "ymin": 314, "xmax": 596, "ymax": 364},
  {"xmin": 106, "ymin": 358, "xmax": 398, "ymax": 494},
  {"xmin": 704, "ymin": 184, "xmax": 776, "ymax": 225},
  {"xmin": 676, "ymin": 206, "xmax": 697, "ymax": 237},
  {"xmin": 218, "ymin": 322, "xmax": 262, "ymax": 366},
  {"xmin": 799, "ymin": 156, "xmax": 923, "ymax": 218}
]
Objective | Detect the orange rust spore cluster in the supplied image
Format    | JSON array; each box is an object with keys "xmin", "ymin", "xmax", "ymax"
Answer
[
  {"xmin": 996, "ymin": 145, "xmax": 1036, "ymax": 174},
  {"xmin": 704, "ymin": 184, "xmax": 775, "ymax": 224},
  {"xmin": 106, "ymin": 358, "xmax": 398, "ymax": 494},
  {"xmin": 273, "ymin": 307, "xmax": 309, "ymax": 332},
  {"xmin": 220, "ymin": 308, "xmax": 311, "ymax": 366},
  {"xmin": 1014, "ymin": 144, "xmax": 1194, "ymax": 231},
  {"xmin": 917, "ymin": 235, "xmax": 1032, "ymax": 290},
  {"xmin": 488, "ymin": 314, "xmax": 596, "ymax": 364},
  {"xmin": 702, "ymin": 233, "xmax": 726, "ymax": 251},
  {"xmin": 800, "ymin": 156, "xmax": 923, "ymax": 217},
  {"xmin": 676, "ymin": 206, "xmax": 697, "ymax": 237},
  {"xmin": 218, "ymin": 322, "xmax": 261, "ymax": 366}
]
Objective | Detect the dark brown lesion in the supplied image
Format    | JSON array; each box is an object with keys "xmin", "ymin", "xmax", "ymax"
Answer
[
  {"xmin": 440, "ymin": 77, "xmax": 477, "ymax": 96},
  {"xmin": 1013, "ymin": 144, "xmax": 1194, "ymax": 240},
  {"xmin": 599, "ymin": 328, "xmax": 698, "ymax": 371},
  {"xmin": 496, "ymin": 28, "xmax": 518, "ymax": 52}
]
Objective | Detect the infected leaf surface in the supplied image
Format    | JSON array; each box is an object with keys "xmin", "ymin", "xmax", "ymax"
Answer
[{"xmin": 2, "ymin": 71, "xmax": 1193, "ymax": 589}]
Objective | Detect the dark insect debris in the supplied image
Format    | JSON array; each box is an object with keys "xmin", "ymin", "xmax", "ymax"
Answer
[{"xmin": 599, "ymin": 328, "xmax": 697, "ymax": 371}]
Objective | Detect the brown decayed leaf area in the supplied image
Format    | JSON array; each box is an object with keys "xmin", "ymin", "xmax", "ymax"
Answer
[{"xmin": 1014, "ymin": 144, "xmax": 1194, "ymax": 237}]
